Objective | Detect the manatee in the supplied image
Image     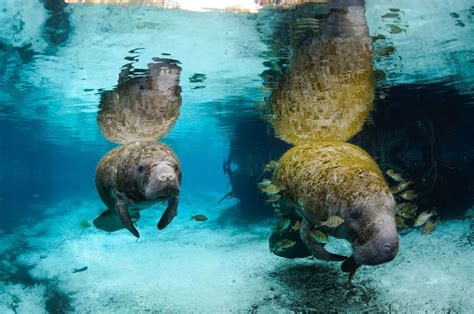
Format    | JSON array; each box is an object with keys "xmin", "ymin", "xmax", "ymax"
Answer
[
  {"xmin": 94, "ymin": 140, "xmax": 182, "ymax": 238},
  {"xmin": 274, "ymin": 142, "xmax": 399, "ymax": 271}
]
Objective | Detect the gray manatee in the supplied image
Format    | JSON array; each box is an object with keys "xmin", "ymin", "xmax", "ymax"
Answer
[{"xmin": 94, "ymin": 140, "xmax": 182, "ymax": 238}]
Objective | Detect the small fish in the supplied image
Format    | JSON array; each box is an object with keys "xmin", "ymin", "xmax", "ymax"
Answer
[
  {"xmin": 395, "ymin": 203, "xmax": 417, "ymax": 219},
  {"xmin": 318, "ymin": 216, "xmax": 344, "ymax": 228},
  {"xmin": 400, "ymin": 190, "xmax": 418, "ymax": 201},
  {"xmin": 72, "ymin": 266, "xmax": 88, "ymax": 273},
  {"xmin": 308, "ymin": 230, "xmax": 328, "ymax": 244},
  {"xmin": 264, "ymin": 161, "xmax": 279, "ymax": 172},
  {"xmin": 396, "ymin": 202, "xmax": 417, "ymax": 212},
  {"xmin": 80, "ymin": 220, "xmax": 92, "ymax": 228},
  {"xmin": 191, "ymin": 214, "xmax": 208, "ymax": 222},
  {"xmin": 267, "ymin": 194, "xmax": 281, "ymax": 203},
  {"xmin": 271, "ymin": 239, "xmax": 296, "ymax": 253},
  {"xmin": 275, "ymin": 217, "xmax": 291, "ymax": 234},
  {"xmin": 386, "ymin": 169, "xmax": 403, "ymax": 182},
  {"xmin": 421, "ymin": 219, "xmax": 439, "ymax": 234},
  {"xmin": 399, "ymin": 207, "xmax": 417, "ymax": 219},
  {"xmin": 290, "ymin": 221, "xmax": 301, "ymax": 232},
  {"xmin": 390, "ymin": 181, "xmax": 413, "ymax": 194},
  {"xmin": 257, "ymin": 179, "xmax": 272, "ymax": 187},
  {"xmin": 297, "ymin": 199, "xmax": 305, "ymax": 207},
  {"xmin": 395, "ymin": 216, "xmax": 408, "ymax": 229},
  {"xmin": 262, "ymin": 184, "xmax": 280, "ymax": 195},
  {"xmin": 414, "ymin": 210, "xmax": 434, "ymax": 227}
]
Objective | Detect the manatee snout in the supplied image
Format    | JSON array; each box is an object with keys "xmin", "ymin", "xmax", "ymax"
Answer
[
  {"xmin": 145, "ymin": 163, "xmax": 180, "ymax": 199},
  {"xmin": 354, "ymin": 234, "xmax": 399, "ymax": 266},
  {"xmin": 352, "ymin": 214, "xmax": 399, "ymax": 266}
]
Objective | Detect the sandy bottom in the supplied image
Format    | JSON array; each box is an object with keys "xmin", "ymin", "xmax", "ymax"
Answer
[{"xmin": 1, "ymin": 193, "xmax": 473, "ymax": 313}]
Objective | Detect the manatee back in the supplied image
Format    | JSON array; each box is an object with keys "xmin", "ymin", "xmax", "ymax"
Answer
[{"xmin": 275, "ymin": 141, "xmax": 389, "ymax": 221}]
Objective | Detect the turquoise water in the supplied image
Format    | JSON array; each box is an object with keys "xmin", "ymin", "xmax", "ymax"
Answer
[{"xmin": 0, "ymin": 1, "xmax": 473, "ymax": 312}]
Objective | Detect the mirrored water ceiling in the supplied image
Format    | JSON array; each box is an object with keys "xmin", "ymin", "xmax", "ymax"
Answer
[{"xmin": 0, "ymin": 1, "xmax": 473, "ymax": 236}]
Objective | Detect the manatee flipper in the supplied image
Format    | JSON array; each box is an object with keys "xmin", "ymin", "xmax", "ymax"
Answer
[
  {"xmin": 116, "ymin": 191, "xmax": 140, "ymax": 238},
  {"xmin": 157, "ymin": 196, "xmax": 179, "ymax": 230},
  {"xmin": 341, "ymin": 255, "xmax": 360, "ymax": 285},
  {"xmin": 300, "ymin": 219, "xmax": 346, "ymax": 262},
  {"xmin": 93, "ymin": 209, "xmax": 125, "ymax": 232}
]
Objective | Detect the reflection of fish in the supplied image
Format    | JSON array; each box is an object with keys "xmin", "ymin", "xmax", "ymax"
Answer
[
  {"xmin": 267, "ymin": 194, "xmax": 281, "ymax": 203},
  {"xmin": 189, "ymin": 73, "xmax": 206, "ymax": 83},
  {"xmin": 308, "ymin": 230, "xmax": 328, "ymax": 244},
  {"xmin": 276, "ymin": 217, "xmax": 291, "ymax": 234},
  {"xmin": 386, "ymin": 169, "xmax": 403, "ymax": 182},
  {"xmin": 400, "ymin": 190, "xmax": 418, "ymax": 201},
  {"xmin": 414, "ymin": 210, "xmax": 434, "ymax": 227},
  {"xmin": 390, "ymin": 181, "xmax": 413, "ymax": 194},
  {"xmin": 318, "ymin": 216, "xmax": 344, "ymax": 228},
  {"xmin": 72, "ymin": 266, "xmax": 88, "ymax": 273},
  {"xmin": 257, "ymin": 179, "xmax": 272, "ymax": 187},
  {"xmin": 191, "ymin": 214, "xmax": 208, "ymax": 222},
  {"xmin": 271, "ymin": 239, "xmax": 296, "ymax": 253},
  {"xmin": 264, "ymin": 161, "xmax": 279, "ymax": 172},
  {"xmin": 261, "ymin": 184, "xmax": 281, "ymax": 195}
]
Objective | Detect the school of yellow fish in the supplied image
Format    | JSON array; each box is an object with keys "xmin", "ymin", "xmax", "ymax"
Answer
[
  {"xmin": 386, "ymin": 169, "xmax": 440, "ymax": 234},
  {"xmin": 266, "ymin": 166, "xmax": 442, "ymax": 257}
]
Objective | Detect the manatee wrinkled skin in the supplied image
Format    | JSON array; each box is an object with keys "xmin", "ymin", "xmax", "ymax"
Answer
[
  {"xmin": 94, "ymin": 140, "xmax": 182, "ymax": 238},
  {"xmin": 274, "ymin": 142, "xmax": 399, "ymax": 269}
]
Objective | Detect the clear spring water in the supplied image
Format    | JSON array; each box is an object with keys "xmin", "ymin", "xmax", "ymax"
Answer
[{"xmin": 0, "ymin": 0, "xmax": 473, "ymax": 312}]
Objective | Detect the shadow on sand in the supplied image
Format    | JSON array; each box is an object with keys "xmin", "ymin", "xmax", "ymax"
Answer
[{"xmin": 257, "ymin": 262, "xmax": 393, "ymax": 312}]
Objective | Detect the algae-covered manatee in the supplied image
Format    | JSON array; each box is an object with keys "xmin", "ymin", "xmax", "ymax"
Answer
[
  {"xmin": 94, "ymin": 140, "xmax": 182, "ymax": 238},
  {"xmin": 274, "ymin": 142, "xmax": 399, "ymax": 271}
]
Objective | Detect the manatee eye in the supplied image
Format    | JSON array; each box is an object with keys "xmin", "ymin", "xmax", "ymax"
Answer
[
  {"xmin": 137, "ymin": 165, "xmax": 144, "ymax": 173},
  {"xmin": 166, "ymin": 162, "xmax": 178, "ymax": 171}
]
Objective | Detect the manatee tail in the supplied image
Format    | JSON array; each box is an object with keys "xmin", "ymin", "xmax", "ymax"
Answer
[
  {"xmin": 157, "ymin": 196, "xmax": 179, "ymax": 230},
  {"xmin": 93, "ymin": 209, "xmax": 125, "ymax": 232}
]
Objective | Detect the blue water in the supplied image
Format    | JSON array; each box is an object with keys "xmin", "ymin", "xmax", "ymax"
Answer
[{"xmin": 0, "ymin": 0, "xmax": 473, "ymax": 312}]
